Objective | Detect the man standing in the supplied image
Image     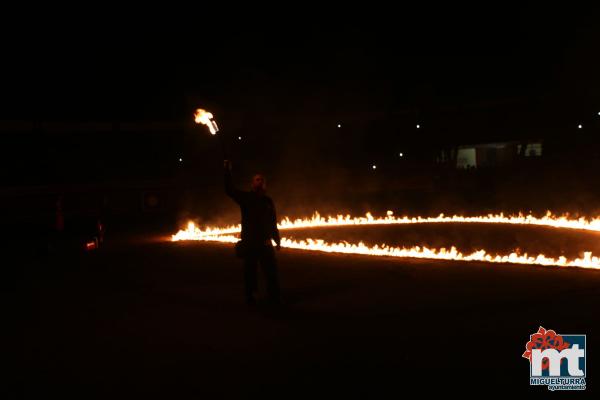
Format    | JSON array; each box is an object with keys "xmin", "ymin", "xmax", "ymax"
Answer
[{"xmin": 224, "ymin": 160, "xmax": 281, "ymax": 305}]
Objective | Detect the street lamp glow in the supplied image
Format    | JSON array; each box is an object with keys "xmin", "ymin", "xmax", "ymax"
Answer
[
  {"xmin": 416, "ymin": 124, "xmax": 420, "ymax": 129},
  {"xmin": 238, "ymin": 136, "xmax": 242, "ymax": 140},
  {"xmin": 178, "ymin": 158, "xmax": 183, "ymax": 162},
  {"xmin": 399, "ymin": 152, "xmax": 403, "ymax": 157},
  {"xmin": 578, "ymin": 124, "xmax": 583, "ymax": 129},
  {"xmin": 337, "ymin": 124, "xmax": 341, "ymax": 128},
  {"xmin": 372, "ymin": 164, "xmax": 377, "ymax": 170}
]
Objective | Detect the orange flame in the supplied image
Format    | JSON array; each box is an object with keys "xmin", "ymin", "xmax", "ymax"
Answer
[
  {"xmin": 171, "ymin": 211, "xmax": 600, "ymax": 269},
  {"xmin": 194, "ymin": 108, "xmax": 219, "ymax": 135}
]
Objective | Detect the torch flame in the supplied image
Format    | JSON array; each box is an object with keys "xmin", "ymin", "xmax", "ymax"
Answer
[
  {"xmin": 171, "ymin": 211, "xmax": 600, "ymax": 270},
  {"xmin": 194, "ymin": 108, "xmax": 219, "ymax": 135}
]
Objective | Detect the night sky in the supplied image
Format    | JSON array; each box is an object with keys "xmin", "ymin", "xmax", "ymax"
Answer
[{"xmin": 2, "ymin": 6, "xmax": 600, "ymax": 185}]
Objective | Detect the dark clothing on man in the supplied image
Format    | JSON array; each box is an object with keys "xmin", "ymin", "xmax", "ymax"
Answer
[
  {"xmin": 243, "ymin": 245, "xmax": 280, "ymax": 305},
  {"xmin": 225, "ymin": 169, "xmax": 281, "ymax": 246},
  {"xmin": 225, "ymin": 168, "xmax": 281, "ymax": 304}
]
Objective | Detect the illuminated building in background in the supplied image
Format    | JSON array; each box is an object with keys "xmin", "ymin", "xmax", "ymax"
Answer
[{"xmin": 444, "ymin": 140, "xmax": 543, "ymax": 169}]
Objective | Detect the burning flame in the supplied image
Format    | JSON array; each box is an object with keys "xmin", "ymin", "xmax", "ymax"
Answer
[
  {"xmin": 171, "ymin": 211, "xmax": 600, "ymax": 270},
  {"xmin": 194, "ymin": 108, "xmax": 219, "ymax": 135}
]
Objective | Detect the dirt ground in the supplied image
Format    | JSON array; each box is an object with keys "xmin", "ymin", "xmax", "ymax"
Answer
[{"xmin": 9, "ymin": 229, "xmax": 600, "ymax": 397}]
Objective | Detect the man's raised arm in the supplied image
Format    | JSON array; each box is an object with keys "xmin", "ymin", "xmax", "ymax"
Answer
[{"xmin": 224, "ymin": 160, "xmax": 243, "ymax": 204}]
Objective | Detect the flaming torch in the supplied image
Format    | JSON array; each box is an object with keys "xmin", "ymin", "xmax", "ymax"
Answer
[
  {"xmin": 194, "ymin": 108, "xmax": 219, "ymax": 135},
  {"xmin": 194, "ymin": 108, "xmax": 227, "ymax": 158}
]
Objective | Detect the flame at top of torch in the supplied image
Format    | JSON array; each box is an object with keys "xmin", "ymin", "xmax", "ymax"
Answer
[{"xmin": 194, "ymin": 108, "xmax": 219, "ymax": 135}]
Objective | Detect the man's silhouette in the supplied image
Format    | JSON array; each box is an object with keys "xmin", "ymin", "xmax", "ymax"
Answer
[{"xmin": 224, "ymin": 160, "xmax": 281, "ymax": 305}]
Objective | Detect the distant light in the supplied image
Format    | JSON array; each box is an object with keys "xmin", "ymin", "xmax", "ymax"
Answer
[
  {"xmin": 578, "ymin": 124, "xmax": 583, "ymax": 129},
  {"xmin": 399, "ymin": 152, "xmax": 404, "ymax": 157},
  {"xmin": 178, "ymin": 158, "xmax": 183, "ymax": 162},
  {"xmin": 416, "ymin": 124, "xmax": 420, "ymax": 129},
  {"xmin": 238, "ymin": 136, "xmax": 242, "ymax": 140},
  {"xmin": 337, "ymin": 124, "xmax": 341, "ymax": 128},
  {"xmin": 372, "ymin": 164, "xmax": 377, "ymax": 170}
]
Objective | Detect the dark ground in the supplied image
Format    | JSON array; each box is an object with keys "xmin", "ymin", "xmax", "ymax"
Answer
[{"xmin": 8, "ymin": 227, "xmax": 600, "ymax": 397}]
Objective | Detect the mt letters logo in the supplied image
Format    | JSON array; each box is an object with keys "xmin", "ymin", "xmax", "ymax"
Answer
[{"xmin": 523, "ymin": 326, "xmax": 586, "ymax": 391}]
